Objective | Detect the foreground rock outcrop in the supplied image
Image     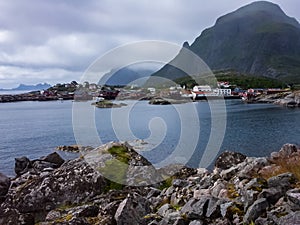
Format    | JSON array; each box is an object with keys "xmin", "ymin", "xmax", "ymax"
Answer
[
  {"xmin": 0, "ymin": 157, "xmax": 107, "ymax": 225},
  {"xmin": 1, "ymin": 143, "xmax": 300, "ymax": 224}
]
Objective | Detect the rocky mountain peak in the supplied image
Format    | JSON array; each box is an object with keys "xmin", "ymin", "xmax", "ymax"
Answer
[
  {"xmin": 182, "ymin": 41, "xmax": 190, "ymax": 48},
  {"xmin": 152, "ymin": 1, "xmax": 300, "ymax": 83},
  {"xmin": 215, "ymin": 1, "xmax": 299, "ymax": 28}
]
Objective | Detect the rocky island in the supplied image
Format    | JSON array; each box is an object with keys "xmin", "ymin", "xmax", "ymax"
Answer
[
  {"xmin": 92, "ymin": 100, "xmax": 127, "ymax": 108},
  {"xmin": 1, "ymin": 142, "xmax": 300, "ymax": 225}
]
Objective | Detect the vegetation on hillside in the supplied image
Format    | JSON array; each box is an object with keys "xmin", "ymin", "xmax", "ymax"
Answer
[{"xmin": 174, "ymin": 70, "xmax": 287, "ymax": 89}]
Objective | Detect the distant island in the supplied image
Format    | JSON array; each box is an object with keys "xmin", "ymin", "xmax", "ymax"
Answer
[{"xmin": 0, "ymin": 83, "xmax": 51, "ymax": 92}]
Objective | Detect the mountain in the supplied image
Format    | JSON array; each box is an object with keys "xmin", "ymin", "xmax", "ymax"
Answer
[
  {"xmin": 152, "ymin": 1, "xmax": 300, "ymax": 84},
  {"xmin": 0, "ymin": 83, "xmax": 51, "ymax": 91},
  {"xmin": 14, "ymin": 83, "xmax": 51, "ymax": 91},
  {"xmin": 99, "ymin": 67, "xmax": 156, "ymax": 86}
]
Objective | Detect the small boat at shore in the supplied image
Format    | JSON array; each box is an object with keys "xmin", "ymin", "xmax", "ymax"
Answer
[{"xmin": 94, "ymin": 97, "xmax": 105, "ymax": 102}]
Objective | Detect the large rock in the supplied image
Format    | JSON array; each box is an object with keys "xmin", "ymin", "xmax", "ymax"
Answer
[
  {"xmin": 14, "ymin": 153, "xmax": 65, "ymax": 177},
  {"xmin": 215, "ymin": 151, "xmax": 246, "ymax": 170},
  {"xmin": 157, "ymin": 203, "xmax": 172, "ymax": 217},
  {"xmin": 181, "ymin": 196, "xmax": 221, "ymax": 220},
  {"xmin": 1, "ymin": 158, "xmax": 106, "ymax": 221},
  {"xmin": 114, "ymin": 193, "xmax": 151, "ymax": 225},
  {"xmin": 270, "ymin": 143, "xmax": 299, "ymax": 161},
  {"xmin": 237, "ymin": 157, "xmax": 269, "ymax": 179},
  {"xmin": 84, "ymin": 141, "xmax": 162, "ymax": 186},
  {"xmin": 258, "ymin": 187, "xmax": 283, "ymax": 205},
  {"xmin": 243, "ymin": 198, "xmax": 269, "ymax": 223},
  {"xmin": 181, "ymin": 198, "xmax": 207, "ymax": 220},
  {"xmin": 278, "ymin": 211, "xmax": 300, "ymax": 225},
  {"xmin": 286, "ymin": 189, "xmax": 300, "ymax": 211},
  {"xmin": 40, "ymin": 152, "xmax": 65, "ymax": 167},
  {"xmin": 14, "ymin": 156, "xmax": 32, "ymax": 176},
  {"xmin": 205, "ymin": 198, "xmax": 223, "ymax": 219},
  {"xmin": 268, "ymin": 172, "xmax": 297, "ymax": 192}
]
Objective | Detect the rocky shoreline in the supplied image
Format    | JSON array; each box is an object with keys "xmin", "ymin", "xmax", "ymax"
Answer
[
  {"xmin": 0, "ymin": 93, "xmax": 64, "ymax": 103},
  {"xmin": 1, "ymin": 142, "xmax": 300, "ymax": 224},
  {"xmin": 252, "ymin": 91, "xmax": 300, "ymax": 107}
]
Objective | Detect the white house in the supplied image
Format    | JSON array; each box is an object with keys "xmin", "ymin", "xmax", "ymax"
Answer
[
  {"xmin": 192, "ymin": 85, "xmax": 212, "ymax": 92},
  {"xmin": 147, "ymin": 87, "xmax": 156, "ymax": 94},
  {"xmin": 214, "ymin": 88, "xmax": 232, "ymax": 96}
]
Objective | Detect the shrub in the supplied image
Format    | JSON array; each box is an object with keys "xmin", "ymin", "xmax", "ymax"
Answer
[{"xmin": 260, "ymin": 152, "xmax": 300, "ymax": 180}]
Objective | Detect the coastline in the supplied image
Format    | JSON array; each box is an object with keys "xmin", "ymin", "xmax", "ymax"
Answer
[
  {"xmin": 2, "ymin": 90, "xmax": 300, "ymax": 108},
  {"xmin": 242, "ymin": 91, "xmax": 300, "ymax": 107},
  {"xmin": 0, "ymin": 92, "xmax": 73, "ymax": 103}
]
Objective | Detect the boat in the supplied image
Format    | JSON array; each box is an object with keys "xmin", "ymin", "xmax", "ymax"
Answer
[{"xmin": 95, "ymin": 97, "xmax": 105, "ymax": 102}]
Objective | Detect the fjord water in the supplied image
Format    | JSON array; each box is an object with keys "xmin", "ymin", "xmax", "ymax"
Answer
[{"xmin": 0, "ymin": 100, "xmax": 299, "ymax": 176}]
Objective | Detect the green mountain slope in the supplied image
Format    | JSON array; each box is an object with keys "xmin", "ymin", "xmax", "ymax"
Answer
[{"xmin": 152, "ymin": 1, "xmax": 300, "ymax": 84}]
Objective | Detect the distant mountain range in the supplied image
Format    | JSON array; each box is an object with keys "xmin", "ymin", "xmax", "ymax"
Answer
[
  {"xmin": 152, "ymin": 1, "xmax": 300, "ymax": 84},
  {"xmin": 0, "ymin": 83, "xmax": 51, "ymax": 92}
]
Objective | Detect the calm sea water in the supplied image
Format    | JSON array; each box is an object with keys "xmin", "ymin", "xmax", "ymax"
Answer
[{"xmin": 0, "ymin": 99, "xmax": 299, "ymax": 176}]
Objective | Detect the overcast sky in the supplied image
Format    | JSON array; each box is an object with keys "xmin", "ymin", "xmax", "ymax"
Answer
[{"xmin": 0, "ymin": 0, "xmax": 299, "ymax": 88}]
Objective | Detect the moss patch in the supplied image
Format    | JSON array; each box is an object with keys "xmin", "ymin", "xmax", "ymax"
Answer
[
  {"xmin": 98, "ymin": 145, "xmax": 132, "ymax": 191},
  {"xmin": 107, "ymin": 145, "xmax": 131, "ymax": 164},
  {"xmin": 227, "ymin": 183, "xmax": 239, "ymax": 199},
  {"xmin": 87, "ymin": 217, "xmax": 101, "ymax": 224},
  {"xmin": 158, "ymin": 177, "xmax": 174, "ymax": 190},
  {"xmin": 99, "ymin": 158, "xmax": 128, "ymax": 191},
  {"xmin": 53, "ymin": 213, "xmax": 73, "ymax": 223},
  {"xmin": 172, "ymin": 204, "xmax": 182, "ymax": 211}
]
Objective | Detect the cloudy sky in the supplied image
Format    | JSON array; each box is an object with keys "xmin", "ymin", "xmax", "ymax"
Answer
[{"xmin": 0, "ymin": 0, "xmax": 299, "ymax": 88}]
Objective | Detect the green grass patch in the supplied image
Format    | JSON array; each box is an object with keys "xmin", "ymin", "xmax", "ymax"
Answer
[
  {"xmin": 99, "ymin": 158, "xmax": 128, "ymax": 191},
  {"xmin": 99, "ymin": 145, "xmax": 131, "ymax": 191},
  {"xmin": 107, "ymin": 145, "xmax": 131, "ymax": 164},
  {"xmin": 172, "ymin": 204, "xmax": 182, "ymax": 211},
  {"xmin": 227, "ymin": 183, "xmax": 240, "ymax": 199},
  {"xmin": 158, "ymin": 176, "xmax": 174, "ymax": 190}
]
